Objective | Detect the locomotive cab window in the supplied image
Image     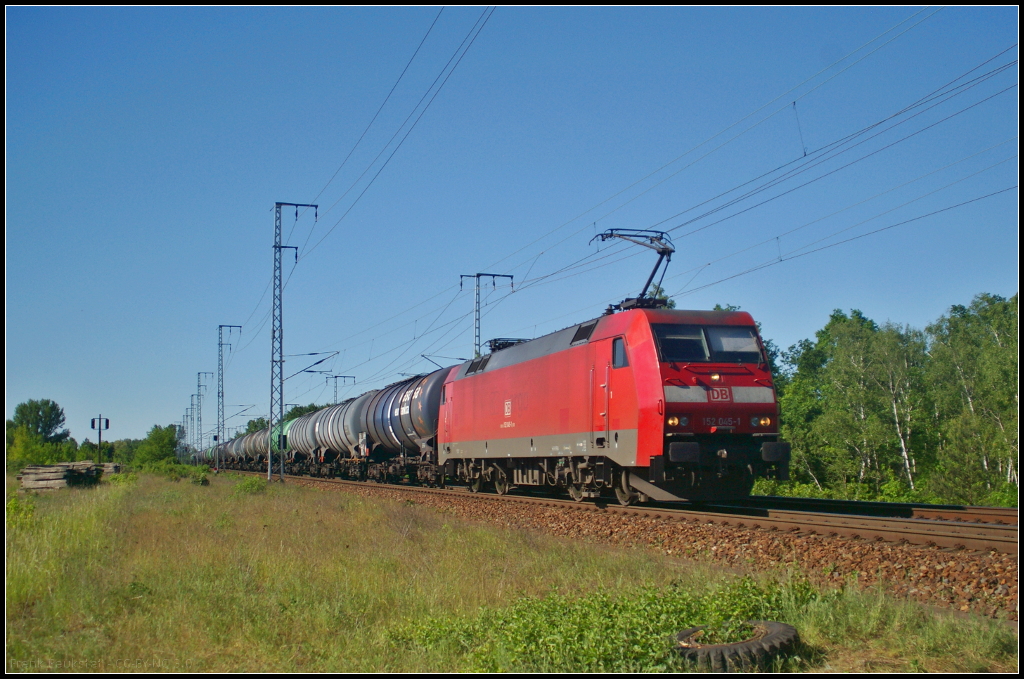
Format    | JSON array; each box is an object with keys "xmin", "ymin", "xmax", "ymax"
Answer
[
  {"xmin": 652, "ymin": 325, "xmax": 709, "ymax": 362},
  {"xmin": 612, "ymin": 337, "xmax": 629, "ymax": 368},
  {"xmin": 652, "ymin": 324, "xmax": 763, "ymax": 364},
  {"xmin": 705, "ymin": 326, "xmax": 761, "ymax": 363}
]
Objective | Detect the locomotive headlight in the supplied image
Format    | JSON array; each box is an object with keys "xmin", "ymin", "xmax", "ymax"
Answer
[
  {"xmin": 679, "ymin": 416, "xmax": 689, "ymax": 427},
  {"xmin": 750, "ymin": 416, "xmax": 760, "ymax": 427},
  {"xmin": 751, "ymin": 416, "xmax": 772, "ymax": 427},
  {"xmin": 710, "ymin": 373, "xmax": 721, "ymax": 382},
  {"xmin": 667, "ymin": 416, "xmax": 679, "ymax": 427}
]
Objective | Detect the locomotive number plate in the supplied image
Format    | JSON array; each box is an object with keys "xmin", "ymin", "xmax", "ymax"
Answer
[{"xmin": 702, "ymin": 417, "xmax": 741, "ymax": 427}]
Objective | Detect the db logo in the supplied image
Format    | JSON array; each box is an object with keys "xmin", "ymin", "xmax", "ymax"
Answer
[
  {"xmin": 709, "ymin": 387, "xmax": 732, "ymax": 402},
  {"xmin": 504, "ymin": 400, "xmax": 512, "ymax": 417}
]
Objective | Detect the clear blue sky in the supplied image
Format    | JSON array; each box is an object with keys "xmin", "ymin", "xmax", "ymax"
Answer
[{"xmin": 7, "ymin": 7, "xmax": 1018, "ymax": 443}]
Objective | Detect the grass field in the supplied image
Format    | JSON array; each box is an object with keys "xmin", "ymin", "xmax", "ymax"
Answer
[{"xmin": 5, "ymin": 474, "xmax": 1017, "ymax": 672}]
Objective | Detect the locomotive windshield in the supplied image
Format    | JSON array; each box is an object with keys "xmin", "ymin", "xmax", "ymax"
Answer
[{"xmin": 652, "ymin": 324, "xmax": 763, "ymax": 364}]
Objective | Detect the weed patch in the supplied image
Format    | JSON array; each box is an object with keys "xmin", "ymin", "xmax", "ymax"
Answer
[
  {"xmin": 393, "ymin": 577, "xmax": 817, "ymax": 672},
  {"xmin": 5, "ymin": 493, "xmax": 35, "ymax": 529},
  {"xmin": 4, "ymin": 474, "xmax": 1016, "ymax": 673},
  {"xmin": 234, "ymin": 476, "xmax": 267, "ymax": 495},
  {"xmin": 106, "ymin": 472, "xmax": 138, "ymax": 486},
  {"xmin": 140, "ymin": 461, "xmax": 209, "ymax": 485}
]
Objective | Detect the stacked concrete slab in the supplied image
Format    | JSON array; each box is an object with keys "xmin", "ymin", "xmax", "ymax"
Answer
[{"xmin": 17, "ymin": 461, "xmax": 100, "ymax": 491}]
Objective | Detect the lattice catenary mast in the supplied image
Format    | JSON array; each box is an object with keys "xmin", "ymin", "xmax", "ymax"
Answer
[
  {"xmin": 269, "ymin": 202, "xmax": 316, "ymax": 481},
  {"xmin": 217, "ymin": 325, "xmax": 241, "ymax": 469},
  {"xmin": 460, "ymin": 273, "xmax": 513, "ymax": 358},
  {"xmin": 197, "ymin": 372, "xmax": 212, "ymax": 452}
]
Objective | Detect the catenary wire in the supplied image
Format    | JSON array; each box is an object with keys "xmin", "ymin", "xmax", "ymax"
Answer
[
  {"xmin": 300, "ymin": 8, "xmax": 496, "ymax": 261},
  {"xmin": 218, "ymin": 14, "xmax": 1012, "ymax": 421},
  {"xmin": 262, "ymin": 10, "xmax": 948, "ymax": 377}
]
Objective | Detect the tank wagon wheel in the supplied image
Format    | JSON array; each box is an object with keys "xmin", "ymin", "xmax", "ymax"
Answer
[{"xmin": 614, "ymin": 470, "xmax": 639, "ymax": 507}]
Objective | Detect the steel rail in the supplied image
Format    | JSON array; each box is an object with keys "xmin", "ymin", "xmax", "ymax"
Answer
[
  {"xmin": 237, "ymin": 471, "xmax": 1018, "ymax": 555},
  {"xmin": 729, "ymin": 496, "xmax": 1018, "ymax": 525}
]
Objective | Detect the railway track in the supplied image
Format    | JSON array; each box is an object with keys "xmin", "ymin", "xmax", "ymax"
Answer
[
  {"xmin": 235, "ymin": 471, "xmax": 1017, "ymax": 554},
  {"xmin": 726, "ymin": 496, "xmax": 1017, "ymax": 525}
]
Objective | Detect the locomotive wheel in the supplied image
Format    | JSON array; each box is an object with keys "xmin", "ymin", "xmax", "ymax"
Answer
[
  {"xmin": 568, "ymin": 483, "xmax": 586, "ymax": 503},
  {"xmin": 494, "ymin": 472, "xmax": 510, "ymax": 495},
  {"xmin": 614, "ymin": 471, "xmax": 639, "ymax": 506},
  {"xmin": 469, "ymin": 476, "xmax": 483, "ymax": 493}
]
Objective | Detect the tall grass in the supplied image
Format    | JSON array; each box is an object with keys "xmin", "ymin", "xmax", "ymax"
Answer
[
  {"xmin": 6, "ymin": 475, "xmax": 696, "ymax": 671},
  {"xmin": 5, "ymin": 475, "xmax": 1016, "ymax": 672}
]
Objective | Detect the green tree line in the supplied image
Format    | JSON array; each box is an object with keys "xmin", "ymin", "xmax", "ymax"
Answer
[
  {"xmin": 767, "ymin": 293, "xmax": 1017, "ymax": 506},
  {"xmin": 6, "ymin": 400, "xmax": 187, "ymax": 472},
  {"xmin": 238, "ymin": 404, "xmax": 326, "ymax": 436},
  {"xmin": 8, "ymin": 295, "xmax": 1015, "ymax": 507},
  {"xmin": 4, "ymin": 398, "xmax": 328, "ymax": 473}
]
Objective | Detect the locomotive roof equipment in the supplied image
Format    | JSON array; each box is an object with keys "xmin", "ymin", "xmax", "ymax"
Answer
[{"xmin": 590, "ymin": 229, "xmax": 675, "ymax": 311}]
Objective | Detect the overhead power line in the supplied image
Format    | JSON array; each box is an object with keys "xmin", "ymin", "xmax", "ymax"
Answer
[
  {"xmin": 671, "ymin": 186, "xmax": 1019, "ymax": 298},
  {"xmin": 305, "ymin": 8, "xmax": 446, "ymax": 212},
  {"xmin": 275, "ymin": 10, "xmax": 949, "ymax": 376},
  {"xmin": 479, "ymin": 6, "xmax": 943, "ymax": 274},
  {"xmin": 226, "ymin": 12, "xmax": 1011, "ymax": 402},
  {"xmin": 497, "ymin": 60, "xmax": 1018, "ymax": 297},
  {"xmin": 300, "ymin": 7, "xmax": 497, "ymax": 260}
]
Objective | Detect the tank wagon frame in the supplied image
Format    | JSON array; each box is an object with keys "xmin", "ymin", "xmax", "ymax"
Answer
[{"xmin": 204, "ymin": 308, "xmax": 791, "ymax": 504}]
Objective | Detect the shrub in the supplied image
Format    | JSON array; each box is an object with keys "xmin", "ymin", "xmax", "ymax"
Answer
[
  {"xmin": 107, "ymin": 472, "xmax": 139, "ymax": 486},
  {"xmin": 234, "ymin": 476, "xmax": 267, "ymax": 495},
  {"xmin": 6, "ymin": 493, "xmax": 35, "ymax": 529},
  {"xmin": 141, "ymin": 461, "xmax": 209, "ymax": 485},
  {"xmin": 393, "ymin": 577, "xmax": 818, "ymax": 672},
  {"xmin": 979, "ymin": 483, "xmax": 1018, "ymax": 508}
]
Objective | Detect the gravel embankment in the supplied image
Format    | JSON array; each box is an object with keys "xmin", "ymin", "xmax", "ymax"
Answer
[{"xmin": 294, "ymin": 479, "xmax": 1018, "ymax": 620}]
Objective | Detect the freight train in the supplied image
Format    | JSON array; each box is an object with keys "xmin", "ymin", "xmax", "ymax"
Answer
[{"xmin": 200, "ymin": 306, "xmax": 790, "ymax": 504}]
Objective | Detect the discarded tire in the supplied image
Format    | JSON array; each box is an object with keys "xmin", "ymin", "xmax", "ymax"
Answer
[{"xmin": 676, "ymin": 620, "xmax": 799, "ymax": 672}]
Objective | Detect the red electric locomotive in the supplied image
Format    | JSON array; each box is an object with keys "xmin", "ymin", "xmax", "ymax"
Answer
[
  {"xmin": 439, "ymin": 307, "xmax": 790, "ymax": 504},
  {"xmin": 214, "ymin": 229, "xmax": 790, "ymax": 504}
]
